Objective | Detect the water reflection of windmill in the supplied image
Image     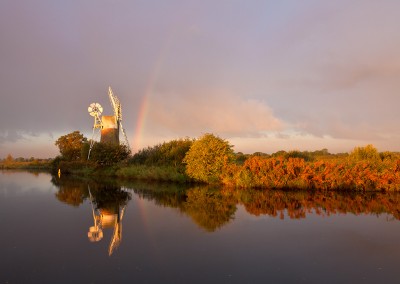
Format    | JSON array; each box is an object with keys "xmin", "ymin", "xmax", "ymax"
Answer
[
  {"xmin": 87, "ymin": 186, "xmax": 129, "ymax": 256},
  {"xmin": 87, "ymin": 86, "xmax": 130, "ymax": 159}
]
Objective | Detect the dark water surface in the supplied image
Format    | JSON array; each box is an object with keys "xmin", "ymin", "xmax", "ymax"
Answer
[{"xmin": 1, "ymin": 171, "xmax": 400, "ymax": 284}]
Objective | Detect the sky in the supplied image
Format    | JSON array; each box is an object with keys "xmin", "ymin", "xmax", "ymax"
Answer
[{"xmin": 1, "ymin": 0, "xmax": 400, "ymax": 158}]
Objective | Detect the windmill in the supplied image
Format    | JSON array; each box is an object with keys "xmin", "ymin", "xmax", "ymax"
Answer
[{"xmin": 87, "ymin": 87, "xmax": 131, "ymax": 159}]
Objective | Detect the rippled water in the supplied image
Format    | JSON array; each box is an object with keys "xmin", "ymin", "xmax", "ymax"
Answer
[{"xmin": 1, "ymin": 171, "xmax": 400, "ymax": 283}]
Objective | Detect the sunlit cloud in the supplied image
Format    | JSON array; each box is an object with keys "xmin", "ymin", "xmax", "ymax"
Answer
[{"xmin": 145, "ymin": 89, "xmax": 284, "ymax": 138}]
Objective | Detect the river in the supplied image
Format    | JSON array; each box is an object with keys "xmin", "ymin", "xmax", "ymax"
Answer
[{"xmin": 1, "ymin": 171, "xmax": 400, "ymax": 283}]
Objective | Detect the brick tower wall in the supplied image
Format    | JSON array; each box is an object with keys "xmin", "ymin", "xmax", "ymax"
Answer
[{"xmin": 101, "ymin": 115, "xmax": 119, "ymax": 144}]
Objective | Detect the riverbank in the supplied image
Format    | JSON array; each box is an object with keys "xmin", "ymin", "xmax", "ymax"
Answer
[
  {"xmin": 52, "ymin": 156, "xmax": 400, "ymax": 191},
  {"xmin": 5, "ymin": 151, "xmax": 399, "ymax": 191},
  {"xmin": 55, "ymin": 160, "xmax": 193, "ymax": 183},
  {"xmin": 221, "ymin": 156, "xmax": 400, "ymax": 191}
]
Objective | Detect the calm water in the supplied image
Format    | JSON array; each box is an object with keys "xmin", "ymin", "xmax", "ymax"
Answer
[{"xmin": 1, "ymin": 171, "xmax": 400, "ymax": 284}]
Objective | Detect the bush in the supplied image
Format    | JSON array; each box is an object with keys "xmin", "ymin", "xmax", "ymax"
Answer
[
  {"xmin": 284, "ymin": 150, "xmax": 313, "ymax": 161},
  {"xmin": 89, "ymin": 142, "xmax": 131, "ymax": 165},
  {"xmin": 183, "ymin": 133, "xmax": 234, "ymax": 183},
  {"xmin": 350, "ymin": 144, "xmax": 380, "ymax": 162},
  {"xmin": 130, "ymin": 138, "xmax": 193, "ymax": 168},
  {"xmin": 56, "ymin": 160, "xmax": 91, "ymax": 175}
]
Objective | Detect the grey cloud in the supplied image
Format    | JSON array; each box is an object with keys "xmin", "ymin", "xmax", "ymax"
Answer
[{"xmin": 0, "ymin": 130, "xmax": 28, "ymax": 144}]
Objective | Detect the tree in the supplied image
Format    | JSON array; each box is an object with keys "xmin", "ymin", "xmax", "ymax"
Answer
[
  {"xmin": 183, "ymin": 133, "xmax": 234, "ymax": 183},
  {"xmin": 130, "ymin": 138, "xmax": 193, "ymax": 167},
  {"xmin": 350, "ymin": 144, "xmax": 380, "ymax": 162},
  {"xmin": 55, "ymin": 131, "xmax": 87, "ymax": 161},
  {"xmin": 89, "ymin": 142, "xmax": 131, "ymax": 165},
  {"xmin": 5, "ymin": 154, "xmax": 14, "ymax": 163}
]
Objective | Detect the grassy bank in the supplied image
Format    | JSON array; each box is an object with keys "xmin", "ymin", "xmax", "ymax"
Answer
[
  {"xmin": 116, "ymin": 165, "xmax": 190, "ymax": 183},
  {"xmin": 55, "ymin": 160, "xmax": 193, "ymax": 183}
]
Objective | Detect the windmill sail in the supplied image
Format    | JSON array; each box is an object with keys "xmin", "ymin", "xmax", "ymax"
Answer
[
  {"xmin": 108, "ymin": 86, "xmax": 121, "ymax": 120},
  {"xmin": 87, "ymin": 102, "xmax": 103, "ymax": 159},
  {"xmin": 108, "ymin": 86, "xmax": 130, "ymax": 150}
]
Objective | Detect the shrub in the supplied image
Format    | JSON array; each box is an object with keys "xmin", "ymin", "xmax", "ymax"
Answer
[
  {"xmin": 284, "ymin": 150, "xmax": 313, "ymax": 161},
  {"xmin": 183, "ymin": 133, "xmax": 235, "ymax": 183},
  {"xmin": 350, "ymin": 144, "xmax": 380, "ymax": 162},
  {"xmin": 130, "ymin": 138, "xmax": 193, "ymax": 168},
  {"xmin": 89, "ymin": 142, "xmax": 131, "ymax": 165}
]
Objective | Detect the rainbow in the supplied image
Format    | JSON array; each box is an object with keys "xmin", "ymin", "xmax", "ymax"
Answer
[
  {"xmin": 132, "ymin": 34, "xmax": 174, "ymax": 153},
  {"xmin": 132, "ymin": 92, "xmax": 149, "ymax": 153}
]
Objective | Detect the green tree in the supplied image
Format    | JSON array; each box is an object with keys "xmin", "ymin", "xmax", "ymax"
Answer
[
  {"xmin": 183, "ymin": 133, "xmax": 234, "ymax": 183},
  {"xmin": 55, "ymin": 131, "xmax": 87, "ymax": 161},
  {"xmin": 89, "ymin": 142, "xmax": 131, "ymax": 165},
  {"xmin": 235, "ymin": 152, "xmax": 249, "ymax": 165},
  {"xmin": 284, "ymin": 150, "xmax": 313, "ymax": 161},
  {"xmin": 130, "ymin": 138, "xmax": 193, "ymax": 167}
]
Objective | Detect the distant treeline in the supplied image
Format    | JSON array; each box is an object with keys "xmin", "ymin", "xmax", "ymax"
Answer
[{"xmin": 0, "ymin": 154, "xmax": 52, "ymax": 170}]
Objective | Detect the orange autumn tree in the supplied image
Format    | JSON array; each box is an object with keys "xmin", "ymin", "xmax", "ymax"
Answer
[{"xmin": 183, "ymin": 133, "xmax": 235, "ymax": 183}]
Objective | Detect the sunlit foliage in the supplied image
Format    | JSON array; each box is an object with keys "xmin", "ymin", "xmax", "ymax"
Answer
[
  {"xmin": 221, "ymin": 154, "xmax": 400, "ymax": 191},
  {"xmin": 350, "ymin": 144, "xmax": 380, "ymax": 162},
  {"xmin": 50, "ymin": 131, "xmax": 400, "ymax": 192},
  {"xmin": 55, "ymin": 131, "xmax": 87, "ymax": 161},
  {"xmin": 183, "ymin": 133, "xmax": 235, "ymax": 183}
]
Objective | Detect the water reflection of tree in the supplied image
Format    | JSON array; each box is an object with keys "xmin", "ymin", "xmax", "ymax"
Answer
[
  {"xmin": 183, "ymin": 187, "xmax": 236, "ymax": 232},
  {"xmin": 131, "ymin": 181, "xmax": 188, "ymax": 209},
  {"xmin": 51, "ymin": 177, "xmax": 131, "ymax": 209},
  {"xmin": 51, "ymin": 176, "xmax": 88, "ymax": 206},
  {"xmin": 88, "ymin": 183, "xmax": 131, "ymax": 211},
  {"xmin": 51, "ymin": 175, "xmax": 400, "ymax": 235},
  {"xmin": 130, "ymin": 182, "xmax": 237, "ymax": 232},
  {"xmin": 237, "ymin": 189, "xmax": 400, "ymax": 220}
]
